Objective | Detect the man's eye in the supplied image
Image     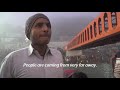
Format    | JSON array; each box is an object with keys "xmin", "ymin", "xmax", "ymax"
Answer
[
  {"xmin": 35, "ymin": 23, "xmax": 51, "ymax": 28},
  {"xmin": 35, "ymin": 23, "xmax": 43, "ymax": 27},
  {"xmin": 46, "ymin": 23, "xmax": 51, "ymax": 28}
]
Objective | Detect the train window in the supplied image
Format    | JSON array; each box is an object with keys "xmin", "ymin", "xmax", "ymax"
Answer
[
  {"xmin": 71, "ymin": 42, "xmax": 73, "ymax": 47},
  {"xmin": 73, "ymin": 40, "xmax": 75, "ymax": 46},
  {"xmin": 76, "ymin": 38, "xmax": 78, "ymax": 45},
  {"xmin": 111, "ymin": 12, "xmax": 117, "ymax": 27},
  {"xmin": 81, "ymin": 34, "xmax": 82, "ymax": 43},
  {"xmin": 85, "ymin": 30, "xmax": 87, "ymax": 41},
  {"xmin": 104, "ymin": 13, "xmax": 108, "ymax": 32},
  {"xmin": 83, "ymin": 32, "xmax": 84, "ymax": 42},
  {"xmin": 74, "ymin": 39, "xmax": 76, "ymax": 46},
  {"xmin": 90, "ymin": 25, "xmax": 93, "ymax": 39},
  {"xmin": 78, "ymin": 35, "xmax": 80, "ymax": 44},
  {"xmin": 98, "ymin": 18, "xmax": 102, "ymax": 34},
  {"xmin": 75, "ymin": 40, "xmax": 76, "ymax": 45},
  {"xmin": 73, "ymin": 39, "xmax": 76, "ymax": 46},
  {"xmin": 94, "ymin": 22, "xmax": 97, "ymax": 37},
  {"xmin": 87, "ymin": 28, "xmax": 89, "ymax": 40},
  {"xmin": 79, "ymin": 35, "xmax": 81, "ymax": 43}
]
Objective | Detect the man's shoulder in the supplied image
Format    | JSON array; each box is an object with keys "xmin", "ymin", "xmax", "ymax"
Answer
[
  {"xmin": 1, "ymin": 47, "xmax": 29, "ymax": 64},
  {"xmin": 6, "ymin": 47, "xmax": 29, "ymax": 58}
]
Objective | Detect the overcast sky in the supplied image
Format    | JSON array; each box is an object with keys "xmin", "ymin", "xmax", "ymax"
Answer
[{"xmin": 0, "ymin": 12, "xmax": 100, "ymax": 28}]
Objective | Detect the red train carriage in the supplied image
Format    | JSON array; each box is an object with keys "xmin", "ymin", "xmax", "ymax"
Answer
[{"xmin": 65, "ymin": 12, "xmax": 120, "ymax": 51}]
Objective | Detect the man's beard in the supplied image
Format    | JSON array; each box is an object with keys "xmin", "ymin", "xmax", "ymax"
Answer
[{"xmin": 32, "ymin": 38, "xmax": 50, "ymax": 46}]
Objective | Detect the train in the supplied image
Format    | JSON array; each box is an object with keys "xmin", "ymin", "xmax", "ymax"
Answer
[{"xmin": 64, "ymin": 12, "xmax": 120, "ymax": 51}]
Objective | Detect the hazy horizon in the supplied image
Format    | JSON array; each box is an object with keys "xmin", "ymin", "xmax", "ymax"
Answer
[{"xmin": 0, "ymin": 12, "xmax": 100, "ymax": 28}]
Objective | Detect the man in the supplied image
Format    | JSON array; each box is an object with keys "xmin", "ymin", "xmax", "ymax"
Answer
[{"xmin": 0, "ymin": 13, "xmax": 64, "ymax": 78}]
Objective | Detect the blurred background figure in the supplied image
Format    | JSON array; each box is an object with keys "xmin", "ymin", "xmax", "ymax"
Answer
[
  {"xmin": 64, "ymin": 69, "xmax": 88, "ymax": 78},
  {"xmin": 64, "ymin": 69, "xmax": 76, "ymax": 78},
  {"xmin": 68, "ymin": 72, "xmax": 88, "ymax": 78},
  {"xmin": 111, "ymin": 46, "xmax": 120, "ymax": 78}
]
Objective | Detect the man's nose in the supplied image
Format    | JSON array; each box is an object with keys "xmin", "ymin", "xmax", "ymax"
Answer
[{"xmin": 42, "ymin": 24, "xmax": 48, "ymax": 32}]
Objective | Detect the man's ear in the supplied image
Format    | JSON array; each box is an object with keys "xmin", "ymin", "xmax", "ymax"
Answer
[{"xmin": 25, "ymin": 37, "xmax": 29, "ymax": 42}]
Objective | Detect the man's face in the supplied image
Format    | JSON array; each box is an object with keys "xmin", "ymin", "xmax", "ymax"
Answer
[{"xmin": 30, "ymin": 18, "xmax": 51, "ymax": 45}]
